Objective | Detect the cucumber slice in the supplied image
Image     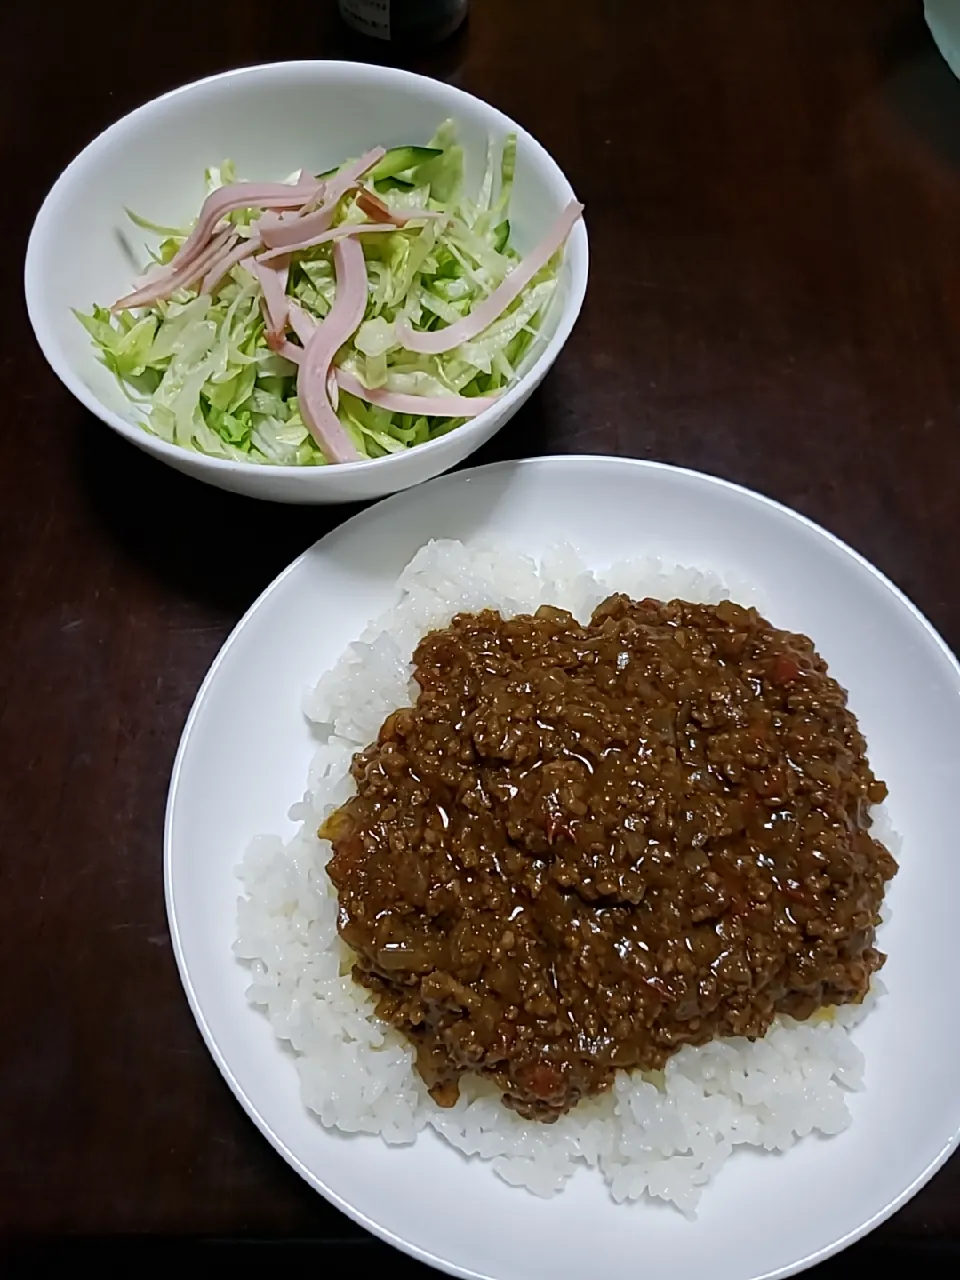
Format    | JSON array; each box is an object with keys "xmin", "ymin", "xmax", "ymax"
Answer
[
  {"xmin": 316, "ymin": 146, "xmax": 441, "ymax": 184},
  {"xmin": 368, "ymin": 146, "xmax": 442, "ymax": 181}
]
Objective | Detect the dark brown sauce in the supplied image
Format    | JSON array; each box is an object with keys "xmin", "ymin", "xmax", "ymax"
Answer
[{"xmin": 324, "ymin": 596, "xmax": 897, "ymax": 1120}]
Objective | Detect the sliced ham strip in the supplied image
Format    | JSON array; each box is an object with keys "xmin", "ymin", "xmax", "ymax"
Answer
[
  {"xmin": 259, "ymin": 148, "xmax": 386, "ymax": 251},
  {"xmin": 356, "ymin": 188, "xmax": 398, "ymax": 223},
  {"xmin": 335, "ymin": 368, "xmax": 498, "ymax": 418},
  {"xmin": 258, "ymin": 221, "xmax": 395, "ymax": 264},
  {"xmin": 257, "ymin": 195, "xmax": 349, "ymax": 250},
  {"xmin": 287, "ymin": 299, "xmax": 317, "ymax": 344},
  {"xmin": 113, "ymin": 227, "xmax": 236, "ymax": 311},
  {"xmin": 131, "ymin": 259, "xmax": 173, "ymax": 291},
  {"xmin": 395, "ymin": 200, "xmax": 584, "ymax": 355},
  {"xmin": 273, "ymin": 338, "xmax": 304, "ymax": 365},
  {"xmin": 246, "ymin": 257, "xmax": 290, "ymax": 344},
  {"xmin": 297, "ymin": 237, "xmax": 368, "ymax": 463},
  {"xmin": 167, "ymin": 177, "xmax": 321, "ymax": 275},
  {"xmin": 355, "ymin": 187, "xmax": 442, "ymax": 226},
  {"xmin": 317, "ymin": 147, "xmax": 386, "ymax": 206},
  {"xmin": 201, "ymin": 233, "xmax": 261, "ymax": 294},
  {"xmin": 256, "ymin": 210, "xmax": 287, "ymax": 235}
]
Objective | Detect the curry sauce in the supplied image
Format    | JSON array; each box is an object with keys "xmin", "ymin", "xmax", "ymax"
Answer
[{"xmin": 324, "ymin": 596, "xmax": 897, "ymax": 1120}]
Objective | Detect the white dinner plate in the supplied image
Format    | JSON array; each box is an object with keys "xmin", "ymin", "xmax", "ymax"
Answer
[{"xmin": 165, "ymin": 456, "xmax": 960, "ymax": 1280}]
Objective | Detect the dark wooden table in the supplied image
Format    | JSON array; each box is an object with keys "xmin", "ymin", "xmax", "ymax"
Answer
[{"xmin": 3, "ymin": 0, "xmax": 959, "ymax": 1269}]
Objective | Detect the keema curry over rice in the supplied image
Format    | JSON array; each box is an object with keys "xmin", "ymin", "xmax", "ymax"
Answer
[
  {"xmin": 323, "ymin": 593, "xmax": 897, "ymax": 1120},
  {"xmin": 237, "ymin": 541, "xmax": 899, "ymax": 1209}
]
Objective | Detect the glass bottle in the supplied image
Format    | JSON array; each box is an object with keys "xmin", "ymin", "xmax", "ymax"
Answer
[{"xmin": 338, "ymin": 0, "xmax": 469, "ymax": 46}]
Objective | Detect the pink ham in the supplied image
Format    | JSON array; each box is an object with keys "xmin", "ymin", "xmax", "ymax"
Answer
[
  {"xmin": 395, "ymin": 200, "xmax": 584, "ymax": 355},
  {"xmin": 112, "ymin": 227, "xmax": 236, "ymax": 311},
  {"xmin": 258, "ymin": 198, "xmax": 345, "ymax": 250},
  {"xmin": 131, "ymin": 259, "xmax": 172, "ymax": 291},
  {"xmin": 258, "ymin": 221, "xmax": 395, "ymax": 264},
  {"xmin": 259, "ymin": 148, "xmax": 386, "ymax": 251},
  {"xmin": 355, "ymin": 188, "xmax": 394, "ymax": 223},
  {"xmin": 201, "ymin": 234, "xmax": 261, "ymax": 294},
  {"xmin": 166, "ymin": 177, "xmax": 321, "ymax": 275},
  {"xmin": 355, "ymin": 187, "xmax": 442, "ymax": 227},
  {"xmin": 297, "ymin": 237, "xmax": 369, "ymax": 463},
  {"xmin": 315, "ymin": 147, "xmax": 386, "ymax": 206},
  {"xmin": 273, "ymin": 338, "xmax": 305, "ymax": 365},
  {"xmin": 334, "ymin": 368, "xmax": 499, "ymax": 418},
  {"xmin": 287, "ymin": 299, "xmax": 317, "ymax": 344},
  {"xmin": 245, "ymin": 257, "xmax": 290, "ymax": 345},
  {"xmin": 287, "ymin": 304, "xmax": 340, "ymax": 407},
  {"xmin": 273, "ymin": 346, "xmax": 343, "ymax": 423},
  {"xmin": 256, "ymin": 210, "xmax": 287, "ymax": 236},
  {"xmin": 285, "ymin": 304, "xmax": 495, "ymax": 418}
]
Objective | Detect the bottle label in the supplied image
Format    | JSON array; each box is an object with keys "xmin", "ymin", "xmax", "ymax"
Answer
[{"xmin": 339, "ymin": 0, "xmax": 391, "ymax": 40}]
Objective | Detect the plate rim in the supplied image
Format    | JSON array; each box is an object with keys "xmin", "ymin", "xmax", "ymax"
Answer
[{"xmin": 164, "ymin": 453, "xmax": 960, "ymax": 1280}]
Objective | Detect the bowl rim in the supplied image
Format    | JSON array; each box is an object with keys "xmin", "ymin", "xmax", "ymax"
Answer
[{"xmin": 24, "ymin": 60, "xmax": 589, "ymax": 479}]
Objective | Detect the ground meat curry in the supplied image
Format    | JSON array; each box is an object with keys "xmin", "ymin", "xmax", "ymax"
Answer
[{"xmin": 323, "ymin": 595, "xmax": 897, "ymax": 1120}]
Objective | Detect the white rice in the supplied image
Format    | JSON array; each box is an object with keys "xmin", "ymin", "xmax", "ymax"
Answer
[{"xmin": 235, "ymin": 539, "xmax": 894, "ymax": 1216}]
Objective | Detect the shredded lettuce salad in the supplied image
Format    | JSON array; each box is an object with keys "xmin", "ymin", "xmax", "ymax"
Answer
[{"xmin": 76, "ymin": 122, "xmax": 562, "ymax": 466}]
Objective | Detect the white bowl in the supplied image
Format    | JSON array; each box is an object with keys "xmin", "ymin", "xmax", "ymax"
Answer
[
  {"xmin": 24, "ymin": 62, "xmax": 588, "ymax": 505},
  {"xmin": 926, "ymin": 0, "xmax": 960, "ymax": 81}
]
